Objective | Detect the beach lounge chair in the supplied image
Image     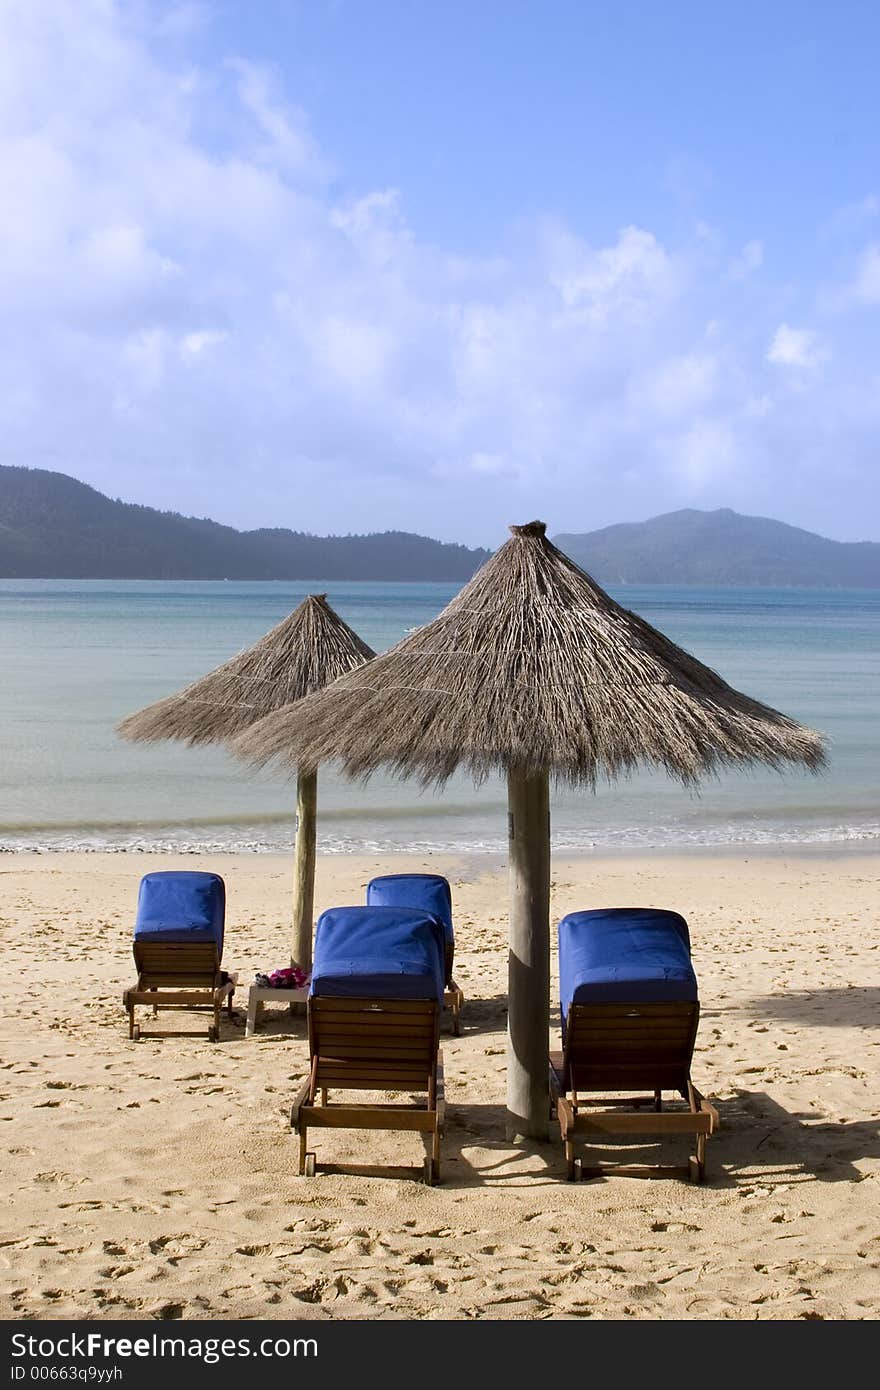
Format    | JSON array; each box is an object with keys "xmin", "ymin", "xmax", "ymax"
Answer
[
  {"xmin": 123, "ymin": 871, "xmax": 235, "ymax": 1042},
  {"xmin": 366, "ymin": 873, "xmax": 464, "ymax": 1034},
  {"xmin": 291, "ymin": 905, "xmax": 446, "ymax": 1183},
  {"xmin": 550, "ymin": 908, "xmax": 719, "ymax": 1182}
]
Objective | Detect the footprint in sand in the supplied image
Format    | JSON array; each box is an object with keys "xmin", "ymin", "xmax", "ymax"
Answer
[
  {"xmin": 149, "ymin": 1302, "xmax": 186, "ymax": 1320},
  {"xmin": 148, "ymin": 1235, "xmax": 207, "ymax": 1260},
  {"xmin": 31, "ymin": 1172, "xmax": 82, "ymax": 1188},
  {"xmin": 292, "ymin": 1276, "xmax": 349, "ymax": 1303}
]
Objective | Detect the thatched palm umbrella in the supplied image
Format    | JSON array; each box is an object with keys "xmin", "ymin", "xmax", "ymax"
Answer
[
  {"xmin": 118, "ymin": 594, "xmax": 375, "ymax": 971},
  {"xmin": 233, "ymin": 523, "xmax": 825, "ymax": 1137}
]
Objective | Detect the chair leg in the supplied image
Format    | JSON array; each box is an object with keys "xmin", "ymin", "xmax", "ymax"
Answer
[
  {"xmin": 151, "ymin": 987, "xmax": 158, "ymax": 1016},
  {"xmin": 432, "ymin": 1122, "xmax": 441, "ymax": 1183},
  {"xmin": 565, "ymin": 1133, "xmax": 576, "ymax": 1181},
  {"xmin": 689, "ymin": 1132, "xmax": 707, "ymax": 1184},
  {"xmin": 654, "ymin": 1089, "xmax": 662, "ymax": 1112},
  {"xmin": 685, "ymin": 1078, "xmax": 707, "ymax": 1183},
  {"xmin": 321, "ymin": 1088, "xmax": 328, "ymax": 1106},
  {"xmin": 128, "ymin": 1002, "xmax": 135, "ymax": 1040},
  {"xmin": 298, "ymin": 1129, "xmax": 308, "ymax": 1175},
  {"xmin": 556, "ymin": 1095, "xmax": 577, "ymax": 1180}
]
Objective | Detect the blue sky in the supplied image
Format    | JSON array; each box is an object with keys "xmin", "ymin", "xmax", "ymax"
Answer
[
  {"xmin": 1, "ymin": 1, "xmax": 878, "ymax": 545},
  {"xmin": 206, "ymin": 2, "xmax": 879, "ymax": 263}
]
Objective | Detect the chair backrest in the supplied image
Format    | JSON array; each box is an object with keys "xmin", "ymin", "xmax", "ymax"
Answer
[
  {"xmin": 558, "ymin": 908, "xmax": 699, "ymax": 1093},
  {"xmin": 366, "ymin": 874, "xmax": 454, "ymax": 982},
  {"xmin": 134, "ymin": 871, "xmax": 226, "ymax": 954},
  {"xmin": 309, "ymin": 906, "xmax": 444, "ymax": 1094}
]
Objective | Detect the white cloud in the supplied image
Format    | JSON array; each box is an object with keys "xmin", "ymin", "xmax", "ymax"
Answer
[
  {"xmin": 671, "ymin": 418, "xmax": 738, "ymax": 490},
  {"xmin": 151, "ymin": 3, "xmax": 210, "ymax": 40},
  {"xmin": 230, "ymin": 59, "xmax": 329, "ymax": 181},
  {"xmin": 546, "ymin": 223, "xmax": 678, "ymax": 323},
  {"xmin": 820, "ymin": 194, "xmax": 879, "ymax": 243},
  {"xmin": 331, "ymin": 190, "xmax": 413, "ymax": 269},
  {"xmin": 469, "ymin": 451, "xmax": 515, "ymax": 478},
  {"xmin": 742, "ymin": 393, "xmax": 773, "ymax": 420},
  {"xmin": 180, "ymin": 330, "xmax": 228, "ymax": 360},
  {"xmin": 307, "ymin": 315, "xmax": 395, "ymax": 391},
  {"xmin": 727, "ymin": 239, "xmax": 763, "ymax": 280},
  {"xmin": 123, "ymin": 329, "xmax": 168, "ymax": 394},
  {"xmin": 852, "ymin": 244, "xmax": 880, "ymax": 304},
  {"xmin": 633, "ymin": 354, "xmax": 718, "ymax": 419},
  {"xmin": 766, "ymin": 324, "xmax": 829, "ymax": 370}
]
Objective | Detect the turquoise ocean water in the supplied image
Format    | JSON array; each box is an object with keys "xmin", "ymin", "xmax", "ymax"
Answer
[{"xmin": 0, "ymin": 579, "xmax": 877, "ymax": 854}]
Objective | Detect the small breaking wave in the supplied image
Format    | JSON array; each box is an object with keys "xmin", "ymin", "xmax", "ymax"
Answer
[{"xmin": 1, "ymin": 814, "xmax": 877, "ymax": 855}]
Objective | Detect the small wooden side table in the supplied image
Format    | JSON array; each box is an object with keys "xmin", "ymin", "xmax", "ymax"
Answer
[{"xmin": 245, "ymin": 983, "xmax": 309, "ymax": 1036}]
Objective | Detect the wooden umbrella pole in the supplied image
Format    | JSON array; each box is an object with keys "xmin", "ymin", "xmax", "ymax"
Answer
[
  {"xmin": 292, "ymin": 768, "xmax": 318, "ymax": 972},
  {"xmin": 506, "ymin": 767, "xmax": 551, "ymax": 1140}
]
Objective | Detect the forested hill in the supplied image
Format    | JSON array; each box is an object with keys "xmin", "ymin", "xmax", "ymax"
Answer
[
  {"xmin": 554, "ymin": 508, "xmax": 880, "ymax": 588},
  {"xmin": 0, "ymin": 466, "xmax": 491, "ymax": 580},
  {"xmin": 4, "ymin": 468, "xmax": 875, "ymax": 586}
]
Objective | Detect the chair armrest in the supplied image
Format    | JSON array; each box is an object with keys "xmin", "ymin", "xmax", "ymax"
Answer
[
  {"xmin": 694, "ymin": 1090, "xmax": 720, "ymax": 1132},
  {"xmin": 556, "ymin": 1095, "xmax": 576, "ymax": 1138},
  {"xmin": 290, "ymin": 1077, "xmax": 312, "ymax": 1132}
]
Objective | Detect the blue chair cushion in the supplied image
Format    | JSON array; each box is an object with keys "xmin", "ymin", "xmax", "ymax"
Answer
[
  {"xmin": 366, "ymin": 874, "xmax": 454, "ymax": 949},
  {"xmin": 311, "ymin": 906, "xmax": 445, "ymax": 1001},
  {"xmin": 559, "ymin": 908, "xmax": 697, "ymax": 1024},
  {"xmin": 134, "ymin": 871, "xmax": 225, "ymax": 953}
]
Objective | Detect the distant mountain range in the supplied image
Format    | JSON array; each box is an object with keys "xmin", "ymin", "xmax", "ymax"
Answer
[
  {"xmin": 1, "ymin": 466, "xmax": 877, "ymax": 586},
  {"xmin": 555, "ymin": 509, "xmax": 880, "ymax": 588},
  {"xmin": 0, "ymin": 467, "xmax": 490, "ymax": 580}
]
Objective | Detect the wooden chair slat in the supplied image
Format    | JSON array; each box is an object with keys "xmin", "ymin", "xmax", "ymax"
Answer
[{"xmin": 312, "ymin": 1001, "xmax": 438, "ymax": 1015}]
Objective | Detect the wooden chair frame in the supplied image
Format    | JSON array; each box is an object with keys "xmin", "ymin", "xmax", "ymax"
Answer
[
  {"xmin": 291, "ymin": 996, "xmax": 445, "ymax": 1183},
  {"xmin": 123, "ymin": 941, "xmax": 235, "ymax": 1042},
  {"xmin": 549, "ymin": 1000, "xmax": 719, "ymax": 1183}
]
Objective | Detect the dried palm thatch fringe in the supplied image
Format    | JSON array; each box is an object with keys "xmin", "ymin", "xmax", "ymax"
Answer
[
  {"xmin": 118, "ymin": 594, "xmax": 375, "ymax": 745},
  {"xmin": 234, "ymin": 522, "xmax": 826, "ymax": 786}
]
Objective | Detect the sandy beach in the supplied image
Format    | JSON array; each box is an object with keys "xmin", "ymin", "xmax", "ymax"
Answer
[{"xmin": 1, "ymin": 848, "xmax": 878, "ymax": 1321}]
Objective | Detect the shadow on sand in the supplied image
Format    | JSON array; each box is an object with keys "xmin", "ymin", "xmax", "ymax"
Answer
[
  {"xmin": 740, "ymin": 986, "xmax": 880, "ymax": 1028},
  {"xmin": 703, "ymin": 1089, "xmax": 879, "ymax": 1188},
  {"xmin": 444, "ymin": 1090, "xmax": 880, "ymax": 1189}
]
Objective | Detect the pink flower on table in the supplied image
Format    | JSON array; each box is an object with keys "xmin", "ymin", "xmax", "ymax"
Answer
[{"xmin": 267, "ymin": 966, "xmax": 310, "ymax": 989}]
